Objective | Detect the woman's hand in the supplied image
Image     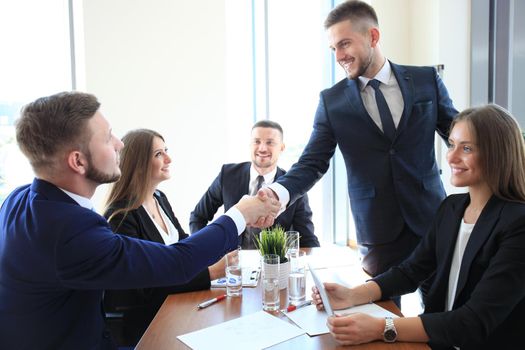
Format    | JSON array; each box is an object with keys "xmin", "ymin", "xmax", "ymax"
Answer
[
  {"xmin": 208, "ymin": 255, "xmax": 227, "ymax": 280},
  {"xmin": 311, "ymin": 282, "xmax": 353, "ymax": 311},
  {"xmin": 327, "ymin": 313, "xmax": 384, "ymax": 345}
]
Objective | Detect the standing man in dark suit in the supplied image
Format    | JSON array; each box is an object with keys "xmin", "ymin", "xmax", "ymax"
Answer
[
  {"xmin": 0, "ymin": 91, "xmax": 279, "ymax": 350},
  {"xmin": 261, "ymin": 1, "xmax": 458, "ymax": 283},
  {"xmin": 190, "ymin": 120, "xmax": 319, "ymax": 249}
]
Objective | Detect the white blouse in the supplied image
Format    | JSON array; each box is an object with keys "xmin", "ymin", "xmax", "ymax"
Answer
[
  {"xmin": 142, "ymin": 198, "xmax": 179, "ymax": 245},
  {"xmin": 446, "ymin": 219, "xmax": 475, "ymax": 311}
]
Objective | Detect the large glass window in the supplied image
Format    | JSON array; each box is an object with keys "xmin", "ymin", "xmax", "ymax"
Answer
[
  {"xmin": 0, "ymin": 0, "xmax": 72, "ymax": 203},
  {"xmin": 226, "ymin": 0, "xmax": 348, "ymax": 244}
]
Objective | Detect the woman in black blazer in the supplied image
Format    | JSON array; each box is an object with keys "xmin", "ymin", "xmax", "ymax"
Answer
[
  {"xmin": 104, "ymin": 129, "xmax": 226, "ymax": 346},
  {"xmin": 312, "ymin": 105, "xmax": 525, "ymax": 350}
]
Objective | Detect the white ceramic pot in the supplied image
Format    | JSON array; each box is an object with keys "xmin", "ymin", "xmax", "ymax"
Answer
[
  {"xmin": 262, "ymin": 260, "xmax": 290, "ymax": 290},
  {"xmin": 278, "ymin": 261, "xmax": 290, "ymax": 290}
]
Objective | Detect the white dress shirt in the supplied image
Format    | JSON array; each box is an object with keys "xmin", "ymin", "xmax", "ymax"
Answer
[{"xmin": 358, "ymin": 59, "xmax": 404, "ymax": 131}]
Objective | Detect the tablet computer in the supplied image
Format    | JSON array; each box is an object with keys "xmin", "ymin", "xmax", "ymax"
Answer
[{"xmin": 308, "ymin": 263, "xmax": 334, "ymax": 316}]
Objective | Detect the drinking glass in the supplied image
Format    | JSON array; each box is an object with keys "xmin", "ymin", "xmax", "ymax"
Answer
[
  {"xmin": 285, "ymin": 231, "xmax": 300, "ymax": 255},
  {"xmin": 261, "ymin": 254, "xmax": 280, "ymax": 311},
  {"xmin": 226, "ymin": 247, "xmax": 242, "ymax": 297},
  {"xmin": 287, "ymin": 250, "xmax": 306, "ymax": 305}
]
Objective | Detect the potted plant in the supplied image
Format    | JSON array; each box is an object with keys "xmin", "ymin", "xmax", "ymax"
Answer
[{"xmin": 254, "ymin": 225, "xmax": 290, "ymax": 289}]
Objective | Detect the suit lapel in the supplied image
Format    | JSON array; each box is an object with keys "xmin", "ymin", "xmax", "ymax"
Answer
[
  {"xmin": 343, "ymin": 79, "xmax": 386, "ymax": 138},
  {"xmin": 137, "ymin": 205, "xmax": 165, "ymax": 243},
  {"xmin": 430, "ymin": 195, "xmax": 467, "ymax": 309},
  {"xmin": 454, "ymin": 196, "xmax": 503, "ymax": 301},
  {"xmin": 390, "ymin": 62, "xmax": 414, "ymax": 136},
  {"xmin": 240, "ymin": 162, "xmax": 251, "ymax": 195}
]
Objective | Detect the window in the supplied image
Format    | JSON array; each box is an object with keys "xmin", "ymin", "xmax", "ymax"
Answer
[
  {"xmin": 226, "ymin": 0, "xmax": 350, "ymax": 244},
  {"xmin": 0, "ymin": 0, "xmax": 73, "ymax": 203}
]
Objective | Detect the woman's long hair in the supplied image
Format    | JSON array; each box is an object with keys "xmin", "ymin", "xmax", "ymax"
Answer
[
  {"xmin": 105, "ymin": 129, "xmax": 164, "ymax": 224},
  {"xmin": 451, "ymin": 104, "xmax": 525, "ymax": 202}
]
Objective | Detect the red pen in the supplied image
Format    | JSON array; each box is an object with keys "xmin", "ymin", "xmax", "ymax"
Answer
[
  {"xmin": 282, "ymin": 300, "xmax": 312, "ymax": 313},
  {"xmin": 197, "ymin": 294, "xmax": 227, "ymax": 309}
]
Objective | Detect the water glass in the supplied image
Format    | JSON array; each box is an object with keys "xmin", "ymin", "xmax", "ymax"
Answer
[
  {"xmin": 226, "ymin": 247, "xmax": 242, "ymax": 297},
  {"xmin": 287, "ymin": 250, "xmax": 306, "ymax": 305},
  {"xmin": 261, "ymin": 254, "xmax": 280, "ymax": 311},
  {"xmin": 285, "ymin": 231, "xmax": 300, "ymax": 255}
]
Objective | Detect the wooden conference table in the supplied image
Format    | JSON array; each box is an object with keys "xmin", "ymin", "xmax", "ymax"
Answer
[{"xmin": 136, "ymin": 246, "xmax": 429, "ymax": 350}]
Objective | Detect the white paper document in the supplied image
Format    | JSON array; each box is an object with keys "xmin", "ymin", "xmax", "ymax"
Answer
[
  {"xmin": 177, "ymin": 310, "xmax": 305, "ymax": 349},
  {"xmin": 284, "ymin": 303, "xmax": 398, "ymax": 336}
]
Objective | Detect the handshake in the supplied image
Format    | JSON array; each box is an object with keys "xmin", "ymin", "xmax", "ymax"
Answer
[{"xmin": 234, "ymin": 188, "xmax": 281, "ymax": 228}]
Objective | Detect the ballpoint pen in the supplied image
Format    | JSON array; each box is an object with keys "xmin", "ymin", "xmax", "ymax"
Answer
[
  {"xmin": 281, "ymin": 300, "xmax": 312, "ymax": 313},
  {"xmin": 197, "ymin": 294, "xmax": 227, "ymax": 309}
]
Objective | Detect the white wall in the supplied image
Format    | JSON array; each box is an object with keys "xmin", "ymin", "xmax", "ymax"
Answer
[
  {"xmin": 80, "ymin": 0, "xmax": 233, "ymax": 228},
  {"xmin": 373, "ymin": 0, "xmax": 470, "ymax": 195}
]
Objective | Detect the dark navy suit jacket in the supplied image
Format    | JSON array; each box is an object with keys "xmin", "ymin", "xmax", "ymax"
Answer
[
  {"xmin": 277, "ymin": 62, "xmax": 457, "ymax": 247},
  {"xmin": 103, "ymin": 190, "xmax": 212, "ymax": 344},
  {"xmin": 375, "ymin": 194, "xmax": 525, "ymax": 350},
  {"xmin": 0, "ymin": 179, "xmax": 238, "ymax": 350},
  {"xmin": 189, "ymin": 162, "xmax": 319, "ymax": 247}
]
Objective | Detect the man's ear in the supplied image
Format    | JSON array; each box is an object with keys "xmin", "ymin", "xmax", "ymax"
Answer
[
  {"xmin": 370, "ymin": 27, "xmax": 380, "ymax": 48},
  {"xmin": 280, "ymin": 142, "xmax": 286, "ymax": 152},
  {"xmin": 66, "ymin": 151, "xmax": 88, "ymax": 175}
]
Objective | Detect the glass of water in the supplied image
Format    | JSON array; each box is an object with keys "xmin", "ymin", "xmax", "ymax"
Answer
[
  {"xmin": 261, "ymin": 254, "xmax": 280, "ymax": 311},
  {"xmin": 285, "ymin": 231, "xmax": 300, "ymax": 255},
  {"xmin": 226, "ymin": 247, "xmax": 242, "ymax": 297},
  {"xmin": 288, "ymin": 250, "xmax": 306, "ymax": 305}
]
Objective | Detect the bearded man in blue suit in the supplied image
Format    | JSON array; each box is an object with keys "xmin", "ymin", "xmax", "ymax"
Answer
[
  {"xmin": 262, "ymin": 1, "xmax": 458, "ymax": 290},
  {"xmin": 0, "ymin": 92, "xmax": 280, "ymax": 350}
]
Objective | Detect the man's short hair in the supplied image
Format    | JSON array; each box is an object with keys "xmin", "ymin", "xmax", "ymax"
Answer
[
  {"xmin": 252, "ymin": 120, "xmax": 284, "ymax": 139},
  {"xmin": 324, "ymin": 0, "xmax": 378, "ymax": 32},
  {"xmin": 16, "ymin": 91, "xmax": 100, "ymax": 173}
]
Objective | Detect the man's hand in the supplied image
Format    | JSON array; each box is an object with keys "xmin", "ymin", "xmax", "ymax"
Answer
[
  {"xmin": 234, "ymin": 191, "xmax": 280, "ymax": 227},
  {"xmin": 248, "ymin": 187, "xmax": 281, "ymax": 228},
  {"xmin": 257, "ymin": 187, "xmax": 279, "ymax": 201}
]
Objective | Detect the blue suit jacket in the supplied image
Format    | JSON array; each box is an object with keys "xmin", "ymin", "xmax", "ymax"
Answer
[
  {"xmin": 375, "ymin": 194, "xmax": 525, "ymax": 349},
  {"xmin": 189, "ymin": 162, "xmax": 319, "ymax": 247},
  {"xmin": 103, "ymin": 190, "xmax": 212, "ymax": 345},
  {"xmin": 277, "ymin": 62, "xmax": 457, "ymax": 246},
  {"xmin": 0, "ymin": 179, "xmax": 239, "ymax": 350}
]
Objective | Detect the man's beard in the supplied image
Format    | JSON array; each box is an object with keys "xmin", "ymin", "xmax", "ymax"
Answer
[
  {"xmin": 85, "ymin": 151, "xmax": 120, "ymax": 184},
  {"xmin": 347, "ymin": 47, "xmax": 374, "ymax": 80}
]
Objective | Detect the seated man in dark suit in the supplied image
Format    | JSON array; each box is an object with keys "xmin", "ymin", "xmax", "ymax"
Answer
[
  {"xmin": 0, "ymin": 91, "xmax": 280, "ymax": 350},
  {"xmin": 190, "ymin": 120, "xmax": 320, "ymax": 248}
]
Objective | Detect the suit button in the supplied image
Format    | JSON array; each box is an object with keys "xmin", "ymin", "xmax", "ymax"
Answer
[{"xmin": 389, "ymin": 149, "xmax": 396, "ymax": 155}]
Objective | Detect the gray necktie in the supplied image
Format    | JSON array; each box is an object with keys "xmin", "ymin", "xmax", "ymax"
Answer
[
  {"xmin": 368, "ymin": 79, "xmax": 396, "ymax": 141},
  {"xmin": 243, "ymin": 175, "xmax": 265, "ymax": 248}
]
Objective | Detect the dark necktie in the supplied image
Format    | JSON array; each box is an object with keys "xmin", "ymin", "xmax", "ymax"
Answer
[
  {"xmin": 250, "ymin": 175, "xmax": 264, "ymax": 196},
  {"xmin": 243, "ymin": 175, "xmax": 265, "ymax": 248},
  {"xmin": 368, "ymin": 79, "xmax": 396, "ymax": 141}
]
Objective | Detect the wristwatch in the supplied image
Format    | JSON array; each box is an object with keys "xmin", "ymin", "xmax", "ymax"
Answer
[{"xmin": 383, "ymin": 317, "xmax": 397, "ymax": 342}]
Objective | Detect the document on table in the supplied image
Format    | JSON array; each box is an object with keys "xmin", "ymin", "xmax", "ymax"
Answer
[
  {"xmin": 178, "ymin": 311, "xmax": 305, "ymax": 349},
  {"xmin": 284, "ymin": 303, "xmax": 398, "ymax": 336}
]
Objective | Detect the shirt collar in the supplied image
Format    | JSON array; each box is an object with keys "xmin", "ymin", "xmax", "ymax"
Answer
[
  {"xmin": 358, "ymin": 58, "xmax": 392, "ymax": 91},
  {"xmin": 250, "ymin": 164, "xmax": 277, "ymax": 185},
  {"xmin": 58, "ymin": 187, "xmax": 94, "ymax": 210}
]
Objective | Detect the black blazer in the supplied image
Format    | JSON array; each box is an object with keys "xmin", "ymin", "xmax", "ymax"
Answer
[
  {"xmin": 104, "ymin": 190, "xmax": 211, "ymax": 344},
  {"xmin": 189, "ymin": 162, "xmax": 319, "ymax": 247},
  {"xmin": 374, "ymin": 194, "xmax": 525, "ymax": 350}
]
